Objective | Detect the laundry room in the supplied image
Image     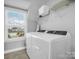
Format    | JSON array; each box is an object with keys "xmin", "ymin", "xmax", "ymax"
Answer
[{"xmin": 4, "ymin": 0, "xmax": 75, "ymax": 59}]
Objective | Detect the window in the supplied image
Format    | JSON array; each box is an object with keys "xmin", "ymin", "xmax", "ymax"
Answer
[{"xmin": 5, "ymin": 7, "xmax": 28, "ymax": 41}]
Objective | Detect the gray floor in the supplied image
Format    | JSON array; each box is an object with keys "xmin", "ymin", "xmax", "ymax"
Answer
[{"xmin": 4, "ymin": 49, "xmax": 29, "ymax": 59}]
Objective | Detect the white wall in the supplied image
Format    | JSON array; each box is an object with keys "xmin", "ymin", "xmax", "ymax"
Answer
[
  {"xmin": 4, "ymin": 0, "xmax": 30, "ymax": 10},
  {"xmin": 4, "ymin": 0, "xmax": 49, "ymax": 52},
  {"xmin": 4, "ymin": 0, "xmax": 31, "ymax": 52},
  {"xmin": 4, "ymin": 40, "xmax": 26, "ymax": 51},
  {"xmin": 27, "ymin": 0, "xmax": 48, "ymax": 32},
  {"xmin": 4, "ymin": 0, "xmax": 75, "ymax": 53},
  {"xmin": 39, "ymin": 3, "xmax": 75, "ymax": 51}
]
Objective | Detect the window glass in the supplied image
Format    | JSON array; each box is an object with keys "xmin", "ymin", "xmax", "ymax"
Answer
[{"xmin": 5, "ymin": 7, "xmax": 27, "ymax": 39}]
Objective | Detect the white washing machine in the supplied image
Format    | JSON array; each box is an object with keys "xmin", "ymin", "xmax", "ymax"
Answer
[{"xmin": 26, "ymin": 32, "xmax": 72, "ymax": 59}]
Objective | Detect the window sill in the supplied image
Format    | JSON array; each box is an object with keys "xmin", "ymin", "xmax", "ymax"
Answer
[{"xmin": 4, "ymin": 37, "xmax": 25, "ymax": 43}]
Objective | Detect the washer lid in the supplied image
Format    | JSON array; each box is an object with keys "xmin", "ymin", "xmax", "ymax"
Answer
[{"xmin": 26, "ymin": 32, "xmax": 70, "ymax": 42}]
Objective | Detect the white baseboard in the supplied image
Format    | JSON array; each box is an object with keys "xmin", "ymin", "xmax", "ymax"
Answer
[{"xmin": 4, "ymin": 47, "xmax": 26, "ymax": 54}]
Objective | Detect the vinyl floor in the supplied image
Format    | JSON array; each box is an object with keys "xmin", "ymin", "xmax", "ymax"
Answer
[{"xmin": 4, "ymin": 49, "xmax": 29, "ymax": 59}]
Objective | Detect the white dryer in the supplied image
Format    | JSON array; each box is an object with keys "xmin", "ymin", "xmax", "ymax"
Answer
[{"xmin": 26, "ymin": 32, "xmax": 71, "ymax": 59}]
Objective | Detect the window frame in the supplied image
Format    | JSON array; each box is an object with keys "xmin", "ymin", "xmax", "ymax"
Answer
[{"xmin": 4, "ymin": 6, "xmax": 28, "ymax": 42}]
